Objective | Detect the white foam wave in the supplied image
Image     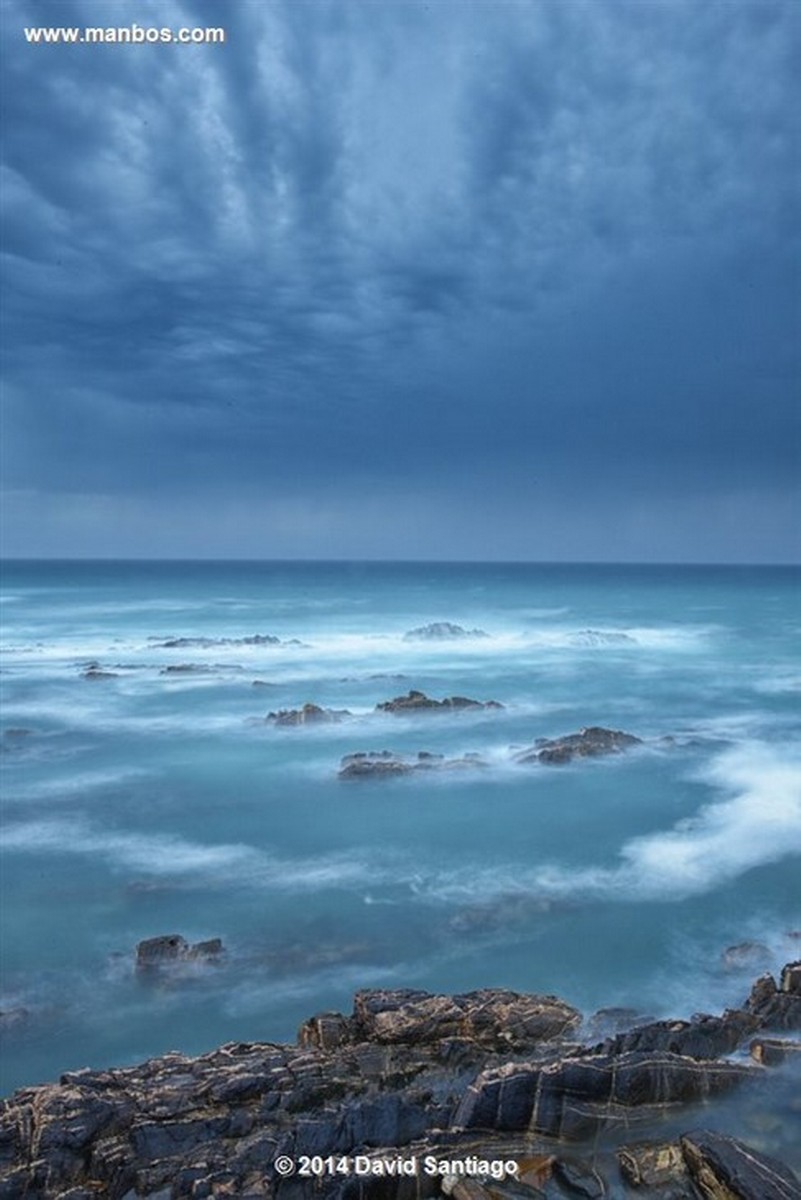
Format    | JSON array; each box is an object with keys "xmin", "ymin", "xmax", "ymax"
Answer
[
  {"xmin": 418, "ymin": 744, "xmax": 801, "ymax": 905},
  {"xmin": 0, "ymin": 818, "xmax": 388, "ymax": 892},
  {"xmin": 621, "ymin": 744, "xmax": 801, "ymax": 898}
]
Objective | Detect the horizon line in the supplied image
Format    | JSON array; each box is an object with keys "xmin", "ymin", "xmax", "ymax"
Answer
[{"xmin": 2, "ymin": 557, "xmax": 799, "ymax": 569}]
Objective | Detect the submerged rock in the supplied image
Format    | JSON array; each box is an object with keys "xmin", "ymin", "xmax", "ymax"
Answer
[
  {"xmin": 81, "ymin": 666, "xmax": 119, "ymax": 680},
  {"xmin": 267, "ymin": 703, "xmax": 351, "ymax": 727},
  {"xmin": 723, "ymin": 941, "xmax": 773, "ymax": 972},
  {"xmin": 403, "ymin": 623, "xmax": 489, "ymax": 641},
  {"xmin": 568, "ymin": 629, "xmax": 637, "ymax": 647},
  {"xmin": 376, "ymin": 690, "xmax": 502, "ymax": 714},
  {"xmin": 338, "ymin": 750, "xmax": 487, "ymax": 780},
  {"xmin": 516, "ymin": 726, "xmax": 642, "ymax": 765},
  {"xmin": 155, "ymin": 634, "xmax": 282, "ymax": 648}
]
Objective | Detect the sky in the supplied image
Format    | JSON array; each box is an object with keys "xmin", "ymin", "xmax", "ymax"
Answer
[{"xmin": 1, "ymin": 0, "xmax": 799, "ymax": 561}]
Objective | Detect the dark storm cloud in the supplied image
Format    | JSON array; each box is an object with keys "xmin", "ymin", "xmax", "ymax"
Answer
[{"xmin": 1, "ymin": 0, "xmax": 799, "ymax": 558}]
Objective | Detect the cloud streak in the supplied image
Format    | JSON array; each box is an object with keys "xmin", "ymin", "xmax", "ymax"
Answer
[{"xmin": 2, "ymin": 0, "xmax": 799, "ymax": 559}]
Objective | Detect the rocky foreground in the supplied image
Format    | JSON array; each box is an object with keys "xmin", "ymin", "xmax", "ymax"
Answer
[{"xmin": 1, "ymin": 966, "xmax": 800, "ymax": 1200}]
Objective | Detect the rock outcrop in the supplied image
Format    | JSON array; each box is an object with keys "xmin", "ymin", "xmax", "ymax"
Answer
[
  {"xmin": 376, "ymin": 691, "xmax": 502, "ymax": 715},
  {"xmin": 135, "ymin": 935, "xmax": 224, "ymax": 974},
  {"xmin": 267, "ymin": 704, "xmax": 351, "ymax": 727},
  {"xmin": 516, "ymin": 726, "xmax": 642, "ymax": 765},
  {"xmin": 1, "ymin": 972, "xmax": 799, "ymax": 1199},
  {"xmin": 338, "ymin": 751, "xmax": 488, "ymax": 780},
  {"xmin": 402, "ymin": 624, "xmax": 489, "ymax": 641}
]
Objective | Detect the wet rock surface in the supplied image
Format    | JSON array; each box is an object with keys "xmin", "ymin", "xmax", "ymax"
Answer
[{"xmin": 1, "ymin": 971, "xmax": 799, "ymax": 1199}]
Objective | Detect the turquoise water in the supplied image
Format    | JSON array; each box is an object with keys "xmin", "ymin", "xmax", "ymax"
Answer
[{"xmin": 1, "ymin": 561, "xmax": 800, "ymax": 1095}]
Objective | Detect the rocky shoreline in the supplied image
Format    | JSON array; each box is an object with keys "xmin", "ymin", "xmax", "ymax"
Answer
[{"xmin": 1, "ymin": 963, "xmax": 799, "ymax": 1199}]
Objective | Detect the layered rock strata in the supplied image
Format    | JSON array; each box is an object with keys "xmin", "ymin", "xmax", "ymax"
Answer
[{"xmin": 1, "ymin": 970, "xmax": 799, "ymax": 1199}]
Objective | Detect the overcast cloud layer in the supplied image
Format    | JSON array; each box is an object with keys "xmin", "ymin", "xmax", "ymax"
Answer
[{"xmin": 1, "ymin": 0, "xmax": 799, "ymax": 560}]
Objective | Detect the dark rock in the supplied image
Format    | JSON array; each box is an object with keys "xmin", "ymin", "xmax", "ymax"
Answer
[
  {"xmin": 157, "ymin": 635, "xmax": 281, "ymax": 648},
  {"xmin": 376, "ymin": 690, "xmax": 502, "ymax": 715},
  {"xmin": 456, "ymin": 1051, "xmax": 752, "ymax": 1138},
  {"xmin": 617, "ymin": 1140, "xmax": 691, "ymax": 1193},
  {"xmin": 750, "ymin": 1038, "xmax": 801, "ymax": 1067},
  {"xmin": 338, "ymin": 752, "xmax": 416, "ymax": 780},
  {"xmin": 135, "ymin": 935, "xmax": 224, "ymax": 972},
  {"xmin": 597, "ymin": 1009, "xmax": 759, "ymax": 1061},
  {"xmin": 516, "ymin": 727, "xmax": 641, "ymax": 765},
  {"xmin": 552, "ymin": 1156, "xmax": 608, "ymax": 1198},
  {"xmin": 745, "ymin": 966, "xmax": 801, "ymax": 1029},
  {"xmin": 680, "ymin": 1128, "xmax": 801, "ymax": 1199},
  {"xmin": 267, "ymin": 704, "xmax": 351, "ymax": 727},
  {"xmin": 82, "ymin": 667, "xmax": 119, "ymax": 680},
  {"xmin": 338, "ymin": 751, "xmax": 488, "ymax": 780},
  {"xmin": 781, "ymin": 961, "xmax": 801, "ymax": 994},
  {"xmin": 159, "ymin": 663, "xmax": 214, "ymax": 674},
  {"xmin": 402, "ymin": 623, "xmax": 489, "ymax": 641},
  {"xmin": 2, "ymin": 971, "xmax": 799, "ymax": 1200}
]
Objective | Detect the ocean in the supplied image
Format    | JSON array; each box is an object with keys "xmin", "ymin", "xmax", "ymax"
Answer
[{"xmin": 1, "ymin": 560, "xmax": 799, "ymax": 1105}]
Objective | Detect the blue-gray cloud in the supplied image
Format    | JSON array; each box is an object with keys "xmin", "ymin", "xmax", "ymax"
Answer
[{"xmin": 1, "ymin": 0, "xmax": 799, "ymax": 559}]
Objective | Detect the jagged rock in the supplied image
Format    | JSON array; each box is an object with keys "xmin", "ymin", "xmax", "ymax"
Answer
[
  {"xmin": 2, "ymin": 971, "xmax": 799, "ymax": 1199},
  {"xmin": 596, "ymin": 1009, "xmax": 759, "ymax": 1061},
  {"xmin": 338, "ymin": 751, "xmax": 487, "ymax": 780},
  {"xmin": 516, "ymin": 727, "xmax": 641, "ymax": 765},
  {"xmin": 680, "ymin": 1128, "xmax": 801, "ymax": 1199},
  {"xmin": 300, "ymin": 988, "xmax": 580, "ymax": 1054},
  {"xmin": 135, "ymin": 935, "xmax": 224, "ymax": 972},
  {"xmin": 376, "ymin": 690, "xmax": 502, "ymax": 715},
  {"xmin": 750, "ymin": 1038, "xmax": 801, "ymax": 1067},
  {"xmin": 617, "ymin": 1140, "xmax": 691, "ymax": 1193},
  {"xmin": 744, "ymin": 964, "xmax": 801, "ymax": 1029},
  {"xmin": 352, "ymin": 988, "xmax": 581, "ymax": 1050},
  {"xmin": 81, "ymin": 667, "xmax": 119, "ymax": 680},
  {"xmin": 455, "ymin": 1050, "xmax": 752, "ymax": 1138},
  {"xmin": 402, "ymin": 623, "xmax": 489, "ymax": 641},
  {"xmin": 267, "ymin": 704, "xmax": 351, "ymax": 727}
]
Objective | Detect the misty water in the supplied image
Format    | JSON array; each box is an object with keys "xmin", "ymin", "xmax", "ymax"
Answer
[{"xmin": 1, "ymin": 560, "xmax": 799, "ymax": 1160}]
